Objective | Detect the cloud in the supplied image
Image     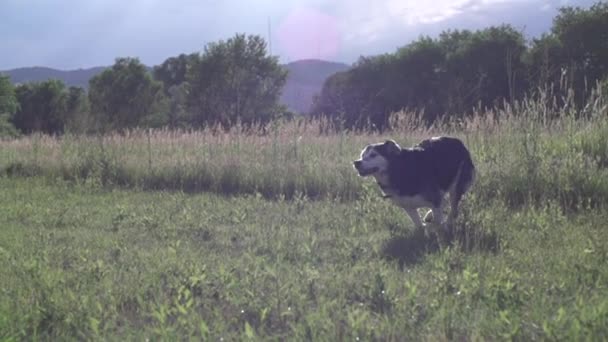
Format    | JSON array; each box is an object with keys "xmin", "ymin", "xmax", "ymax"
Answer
[
  {"xmin": 314, "ymin": 0, "xmax": 598, "ymax": 62},
  {"xmin": 338, "ymin": 0, "xmax": 554, "ymax": 43},
  {"xmin": 276, "ymin": 7, "xmax": 341, "ymax": 61},
  {"xmin": 0, "ymin": 0, "xmax": 598, "ymax": 69}
]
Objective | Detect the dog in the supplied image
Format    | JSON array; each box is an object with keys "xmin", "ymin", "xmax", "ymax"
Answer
[{"xmin": 353, "ymin": 136, "xmax": 475, "ymax": 233}]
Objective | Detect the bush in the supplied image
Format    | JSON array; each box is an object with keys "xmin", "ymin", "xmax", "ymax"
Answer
[{"xmin": 0, "ymin": 113, "xmax": 19, "ymax": 139}]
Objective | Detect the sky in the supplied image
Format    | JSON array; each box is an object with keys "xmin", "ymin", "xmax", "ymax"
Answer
[{"xmin": 0, "ymin": 0, "xmax": 597, "ymax": 70}]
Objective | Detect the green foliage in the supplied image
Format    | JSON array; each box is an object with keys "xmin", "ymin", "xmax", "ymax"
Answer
[
  {"xmin": 0, "ymin": 75, "xmax": 19, "ymax": 138},
  {"xmin": 525, "ymin": 2, "xmax": 608, "ymax": 104},
  {"xmin": 13, "ymin": 79, "xmax": 69, "ymax": 134},
  {"xmin": 0, "ymin": 113, "xmax": 20, "ymax": 139},
  {"xmin": 187, "ymin": 34, "xmax": 288, "ymax": 128},
  {"xmin": 312, "ymin": 25, "xmax": 528, "ymax": 128},
  {"xmin": 552, "ymin": 2, "xmax": 608, "ymax": 81},
  {"xmin": 153, "ymin": 54, "xmax": 200, "ymax": 128},
  {"xmin": 89, "ymin": 58, "xmax": 167, "ymax": 131},
  {"xmin": 527, "ymin": 33, "xmax": 564, "ymax": 90},
  {"xmin": 64, "ymin": 86, "xmax": 92, "ymax": 134},
  {"xmin": 312, "ymin": 54, "xmax": 392, "ymax": 129},
  {"xmin": 440, "ymin": 25, "xmax": 528, "ymax": 113},
  {"xmin": 310, "ymin": 69, "xmax": 353, "ymax": 123},
  {"xmin": 0, "ymin": 75, "xmax": 18, "ymax": 116},
  {"xmin": 2, "ymin": 76, "xmax": 90, "ymax": 136},
  {"xmin": 153, "ymin": 36, "xmax": 289, "ymax": 130},
  {"xmin": 313, "ymin": 2, "xmax": 608, "ymax": 129},
  {"xmin": 1, "ymin": 173, "xmax": 608, "ymax": 339},
  {"xmin": 153, "ymin": 53, "xmax": 198, "ymax": 92}
]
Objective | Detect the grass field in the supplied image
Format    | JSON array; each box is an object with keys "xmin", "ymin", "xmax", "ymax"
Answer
[{"xmin": 2, "ymin": 95, "xmax": 608, "ymax": 340}]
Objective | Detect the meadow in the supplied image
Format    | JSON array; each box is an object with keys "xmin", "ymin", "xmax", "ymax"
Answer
[{"xmin": 1, "ymin": 92, "xmax": 608, "ymax": 340}]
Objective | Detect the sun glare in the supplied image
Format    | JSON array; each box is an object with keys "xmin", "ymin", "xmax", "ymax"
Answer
[{"xmin": 277, "ymin": 7, "xmax": 341, "ymax": 61}]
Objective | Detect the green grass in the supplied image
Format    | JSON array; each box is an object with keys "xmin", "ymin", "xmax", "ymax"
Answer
[
  {"xmin": 1, "ymin": 177, "xmax": 608, "ymax": 340},
  {"xmin": 2, "ymin": 93, "xmax": 608, "ymax": 340}
]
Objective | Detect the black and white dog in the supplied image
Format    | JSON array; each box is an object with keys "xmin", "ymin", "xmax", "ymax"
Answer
[{"xmin": 353, "ymin": 137, "xmax": 475, "ymax": 232}]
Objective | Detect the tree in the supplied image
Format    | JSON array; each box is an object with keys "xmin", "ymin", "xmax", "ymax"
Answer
[
  {"xmin": 154, "ymin": 53, "xmax": 200, "ymax": 128},
  {"xmin": 312, "ymin": 26, "xmax": 528, "ymax": 129},
  {"xmin": 526, "ymin": 33, "xmax": 564, "ymax": 91},
  {"xmin": 312, "ymin": 44, "xmax": 446, "ymax": 130},
  {"xmin": 89, "ymin": 57, "xmax": 167, "ymax": 131},
  {"xmin": 153, "ymin": 53, "xmax": 199, "ymax": 92},
  {"xmin": 341, "ymin": 54, "xmax": 398, "ymax": 129},
  {"xmin": 0, "ymin": 75, "xmax": 20, "ymax": 137},
  {"xmin": 391, "ymin": 38, "xmax": 445, "ymax": 122},
  {"xmin": 552, "ymin": 2, "xmax": 608, "ymax": 101},
  {"xmin": 440, "ymin": 26, "xmax": 528, "ymax": 113},
  {"xmin": 310, "ymin": 2, "xmax": 606, "ymax": 129},
  {"xmin": 187, "ymin": 34, "xmax": 288, "ymax": 127},
  {"xmin": 311, "ymin": 55, "xmax": 396, "ymax": 130},
  {"xmin": 311, "ymin": 70, "xmax": 353, "ymax": 120},
  {"xmin": 0, "ymin": 75, "xmax": 18, "ymax": 116},
  {"xmin": 524, "ymin": 2, "xmax": 608, "ymax": 104},
  {"xmin": 13, "ymin": 79, "xmax": 69, "ymax": 134},
  {"xmin": 64, "ymin": 86, "xmax": 92, "ymax": 133},
  {"xmin": 165, "ymin": 83, "xmax": 190, "ymax": 128}
]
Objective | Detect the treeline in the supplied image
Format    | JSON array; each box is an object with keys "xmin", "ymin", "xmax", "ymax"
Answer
[
  {"xmin": 1, "ymin": 3, "xmax": 607, "ymax": 137},
  {"xmin": 0, "ymin": 34, "xmax": 288, "ymax": 137},
  {"xmin": 312, "ymin": 2, "xmax": 608, "ymax": 129}
]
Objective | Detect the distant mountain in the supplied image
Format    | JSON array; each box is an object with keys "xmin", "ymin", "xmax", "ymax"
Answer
[
  {"xmin": 2, "ymin": 66, "xmax": 107, "ymax": 89},
  {"xmin": 1, "ymin": 59, "xmax": 350, "ymax": 114},
  {"xmin": 281, "ymin": 59, "xmax": 350, "ymax": 114}
]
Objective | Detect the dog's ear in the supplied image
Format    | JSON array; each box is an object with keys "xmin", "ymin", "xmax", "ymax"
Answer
[{"xmin": 383, "ymin": 140, "xmax": 401, "ymax": 155}]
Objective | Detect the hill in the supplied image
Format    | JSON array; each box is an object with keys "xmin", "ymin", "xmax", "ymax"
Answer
[
  {"xmin": 281, "ymin": 59, "xmax": 350, "ymax": 114},
  {"xmin": 2, "ymin": 66, "xmax": 106, "ymax": 89},
  {"xmin": 1, "ymin": 59, "xmax": 350, "ymax": 114}
]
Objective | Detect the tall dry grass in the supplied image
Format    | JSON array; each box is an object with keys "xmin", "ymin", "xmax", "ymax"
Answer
[{"xmin": 1, "ymin": 89, "xmax": 607, "ymax": 208}]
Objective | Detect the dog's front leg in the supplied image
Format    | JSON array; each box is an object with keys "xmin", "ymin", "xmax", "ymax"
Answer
[{"xmin": 404, "ymin": 207, "xmax": 424, "ymax": 229}]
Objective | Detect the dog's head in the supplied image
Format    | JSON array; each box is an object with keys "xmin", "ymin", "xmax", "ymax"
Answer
[{"xmin": 353, "ymin": 140, "xmax": 401, "ymax": 177}]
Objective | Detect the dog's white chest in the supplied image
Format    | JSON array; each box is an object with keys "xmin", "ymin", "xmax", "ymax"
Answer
[
  {"xmin": 390, "ymin": 194, "xmax": 432, "ymax": 209},
  {"xmin": 373, "ymin": 173, "xmax": 433, "ymax": 209}
]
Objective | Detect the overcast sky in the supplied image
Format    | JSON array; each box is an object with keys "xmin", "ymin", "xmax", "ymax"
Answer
[{"xmin": 0, "ymin": 0, "xmax": 597, "ymax": 70}]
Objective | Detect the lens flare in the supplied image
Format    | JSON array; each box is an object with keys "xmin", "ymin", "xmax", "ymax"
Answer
[{"xmin": 277, "ymin": 7, "xmax": 340, "ymax": 61}]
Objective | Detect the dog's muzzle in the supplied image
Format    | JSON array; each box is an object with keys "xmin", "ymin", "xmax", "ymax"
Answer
[{"xmin": 353, "ymin": 160, "xmax": 378, "ymax": 176}]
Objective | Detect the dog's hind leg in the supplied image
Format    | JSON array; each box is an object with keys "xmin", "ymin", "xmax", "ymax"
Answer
[
  {"xmin": 424, "ymin": 203, "xmax": 451, "ymax": 248},
  {"xmin": 447, "ymin": 163, "xmax": 475, "ymax": 228},
  {"xmin": 446, "ymin": 191, "xmax": 461, "ymax": 228}
]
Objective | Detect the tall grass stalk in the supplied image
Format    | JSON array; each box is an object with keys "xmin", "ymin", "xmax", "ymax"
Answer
[{"xmin": 1, "ymin": 90, "xmax": 607, "ymax": 208}]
